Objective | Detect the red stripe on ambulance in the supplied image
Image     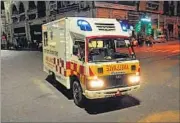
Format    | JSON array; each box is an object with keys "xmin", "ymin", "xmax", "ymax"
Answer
[{"xmin": 89, "ymin": 67, "xmax": 94, "ymax": 76}]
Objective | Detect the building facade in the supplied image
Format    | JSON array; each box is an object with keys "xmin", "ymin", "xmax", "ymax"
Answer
[
  {"xmin": 2, "ymin": 0, "xmax": 14, "ymax": 45},
  {"xmin": 1, "ymin": 1, "xmax": 7, "ymax": 43},
  {"xmin": 5, "ymin": 1, "xmax": 95, "ymax": 45},
  {"xmin": 94, "ymin": 1, "xmax": 180, "ymax": 39},
  {"xmin": 2, "ymin": 1, "xmax": 180, "ymax": 46},
  {"xmin": 162, "ymin": 1, "xmax": 180, "ymax": 39}
]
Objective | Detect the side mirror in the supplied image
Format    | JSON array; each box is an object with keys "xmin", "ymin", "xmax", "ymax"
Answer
[{"xmin": 73, "ymin": 45, "xmax": 78, "ymax": 55}]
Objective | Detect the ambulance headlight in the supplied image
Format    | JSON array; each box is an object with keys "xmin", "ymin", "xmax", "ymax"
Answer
[
  {"xmin": 77, "ymin": 19, "xmax": 92, "ymax": 31},
  {"xmin": 89, "ymin": 79, "xmax": 104, "ymax": 88},
  {"xmin": 129, "ymin": 75, "xmax": 140, "ymax": 84}
]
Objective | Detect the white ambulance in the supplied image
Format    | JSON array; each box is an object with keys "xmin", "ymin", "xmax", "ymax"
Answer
[{"xmin": 42, "ymin": 17, "xmax": 140, "ymax": 107}]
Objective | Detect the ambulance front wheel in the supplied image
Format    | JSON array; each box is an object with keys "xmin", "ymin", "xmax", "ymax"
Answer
[
  {"xmin": 72, "ymin": 80, "xmax": 85, "ymax": 107},
  {"xmin": 48, "ymin": 71, "xmax": 56, "ymax": 81}
]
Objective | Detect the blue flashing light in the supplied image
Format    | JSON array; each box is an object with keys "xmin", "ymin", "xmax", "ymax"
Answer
[
  {"xmin": 122, "ymin": 26, "xmax": 127, "ymax": 30},
  {"xmin": 130, "ymin": 25, "xmax": 134, "ymax": 30},
  {"xmin": 120, "ymin": 21, "xmax": 128, "ymax": 32},
  {"xmin": 77, "ymin": 19, "xmax": 92, "ymax": 31}
]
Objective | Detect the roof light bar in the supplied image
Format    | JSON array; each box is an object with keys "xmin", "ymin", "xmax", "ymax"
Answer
[{"xmin": 77, "ymin": 19, "xmax": 92, "ymax": 31}]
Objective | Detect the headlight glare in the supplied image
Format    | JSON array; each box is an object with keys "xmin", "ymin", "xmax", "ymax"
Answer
[
  {"xmin": 129, "ymin": 75, "xmax": 140, "ymax": 84},
  {"xmin": 89, "ymin": 79, "xmax": 104, "ymax": 88}
]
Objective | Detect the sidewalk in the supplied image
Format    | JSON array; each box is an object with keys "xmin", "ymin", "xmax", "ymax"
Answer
[{"xmin": 1, "ymin": 47, "xmax": 41, "ymax": 51}]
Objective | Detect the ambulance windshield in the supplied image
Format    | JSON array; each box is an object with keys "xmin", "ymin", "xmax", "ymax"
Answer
[{"xmin": 88, "ymin": 38, "xmax": 136, "ymax": 62}]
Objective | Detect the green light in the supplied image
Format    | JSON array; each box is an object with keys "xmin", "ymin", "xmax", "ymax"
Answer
[
  {"xmin": 135, "ymin": 21, "xmax": 141, "ymax": 33},
  {"xmin": 146, "ymin": 23, "xmax": 152, "ymax": 35}
]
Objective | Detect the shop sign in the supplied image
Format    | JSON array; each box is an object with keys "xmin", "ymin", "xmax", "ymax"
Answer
[
  {"xmin": 139, "ymin": 1, "xmax": 162, "ymax": 14},
  {"xmin": 19, "ymin": 32, "xmax": 25, "ymax": 35},
  {"xmin": 58, "ymin": 3, "xmax": 79, "ymax": 13},
  {"xmin": 166, "ymin": 17, "xmax": 177, "ymax": 24},
  {"xmin": 94, "ymin": 2, "xmax": 136, "ymax": 11},
  {"xmin": 146, "ymin": 1, "xmax": 159, "ymax": 11},
  {"xmin": 34, "ymin": 31, "xmax": 41, "ymax": 35}
]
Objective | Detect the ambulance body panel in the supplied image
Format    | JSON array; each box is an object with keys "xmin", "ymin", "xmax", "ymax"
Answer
[
  {"xmin": 43, "ymin": 18, "xmax": 70, "ymax": 88},
  {"xmin": 42, "ymin": 17, "xmax": 140, "ymax": 106}
]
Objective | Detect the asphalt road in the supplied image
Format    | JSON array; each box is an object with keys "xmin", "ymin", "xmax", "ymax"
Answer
[{"xmin": 1, "ymin": 41, "xmax": 180, "ymax": 122}]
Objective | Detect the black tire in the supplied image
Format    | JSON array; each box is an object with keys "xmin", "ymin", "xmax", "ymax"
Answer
[
  {"xmin": 72, "ymin": 80, "xmax": 85, "ymax": 107},
  {"xmin": 48, "ymin": 71, "xmax": 56, "ymax": 81}
]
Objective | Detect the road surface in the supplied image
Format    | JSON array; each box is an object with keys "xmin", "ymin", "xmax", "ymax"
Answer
[{"xmin": 1, "ymin": 41, "xmax": 180, "ymax": 122}]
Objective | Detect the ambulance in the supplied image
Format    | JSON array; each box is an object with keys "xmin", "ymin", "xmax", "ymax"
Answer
[{"xmin": 42, "ymin": 17, "xmax": 141, "ymax": 107}]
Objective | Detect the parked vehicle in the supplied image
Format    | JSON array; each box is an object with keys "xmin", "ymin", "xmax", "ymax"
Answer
[{"xmin": 153, "ymin": 35, "xmax": 167, "ymax": 44}]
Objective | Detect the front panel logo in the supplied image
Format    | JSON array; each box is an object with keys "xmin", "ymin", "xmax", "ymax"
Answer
[{"xmin": 106, "ymin": 64, "xmax": 129, "ymax": 72}]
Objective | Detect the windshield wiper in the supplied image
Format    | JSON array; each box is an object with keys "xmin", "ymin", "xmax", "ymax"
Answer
[
  {"xmin": 94, "ymin": 59, "xmax": 111, "ymax": 62},
  {"xmin": 89, "ymin": 59, "xmax": 111, "ymax": 63},
  {"xmin": 115, "ymin": 57, "xmax": 134, "ymax": 62},
  {"xmin": 115, "ymin": 58, "xmax": 127, "ymax": 61}
]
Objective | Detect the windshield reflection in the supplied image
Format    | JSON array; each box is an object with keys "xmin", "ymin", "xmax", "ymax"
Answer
[{"xmin": 88, "ymin": 38, "xmax": 136, "ymax": 62}]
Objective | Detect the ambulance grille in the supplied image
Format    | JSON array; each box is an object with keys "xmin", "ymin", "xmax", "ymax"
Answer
[
  {"xmin": 95, "ymin": 23, "xmax": 115, "ymax": 31},
  {"xmin": 99, "ymin": 74, "xmax": 139, "ymax": 89}
]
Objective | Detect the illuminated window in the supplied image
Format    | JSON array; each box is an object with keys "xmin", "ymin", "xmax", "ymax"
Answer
[{"xmin": 73, "ymin": 40, "xmax": 85, "ymax": 61}]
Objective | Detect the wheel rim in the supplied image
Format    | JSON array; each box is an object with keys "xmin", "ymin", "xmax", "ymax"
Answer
[{"xmin": 73, "ymin": 82, "xmax": 81, "ymax": 103}]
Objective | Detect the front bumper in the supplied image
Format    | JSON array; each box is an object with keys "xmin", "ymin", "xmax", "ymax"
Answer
[{"xmin": 84, "ymin": 85, "xmax": 140, "ymax": 99}]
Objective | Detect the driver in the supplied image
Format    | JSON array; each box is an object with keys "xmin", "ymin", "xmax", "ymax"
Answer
[
  {"xmin": 77, "ymin": 44, "xmax": 85, "ymax": 60},
  {"xmin": 104, "ymin": 44, "xmax": 114, "ymax": 57}
]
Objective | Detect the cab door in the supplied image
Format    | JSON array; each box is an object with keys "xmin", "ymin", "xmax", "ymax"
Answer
[{"xmin": 71, "ymin": 39, "xmax": 86, "ymax": 90}]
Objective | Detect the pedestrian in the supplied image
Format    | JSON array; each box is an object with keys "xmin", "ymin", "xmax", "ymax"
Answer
[
  {"xmin": 13, "ymin": 37, "xmax": 17, "ymax": 50},
  {"xmin": 22, "ymin": 37, "xmax": 25, "ymax": 49},
  {"xmin": 27, "ymin": 40, "xmax": 30, "ymax": 49},
  {"xmin": 145, "ymin": 36, "xmax": 153, "ymax": 47},
  {"xmin": 137, "ymin": 35, "xmax": 140, "ymax": 46},
  {"xmin": 33, "ymin": 40, "xmax": 37, "ymax": 50},
  {"xmin": 18, "ymin": 37, "xmax": 22, "ymax": 50},
  {"xmin": 131, "ymin": 37, "xmax": 137, "ymax": 47},
  {"xmin": 24, "ymin": 37, "xmax": 28, "ymax": 48},
  {"xmin": 164, "ymin": 30, "xmax": 168, "ymax": 41},
  {"xmin": 6, "ymin": 38, "xmax": 9, "ymax": 50},
  {"xmin": 139, "ymin": 35, "xmax": 143, "ymax": 47},
  {"xmin": 1, "ymin": 37, "xmax": 6, "ymax": 49}
]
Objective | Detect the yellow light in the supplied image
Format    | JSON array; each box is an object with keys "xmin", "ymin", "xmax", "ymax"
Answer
[
  {"xmin": 93, "ymin": 76, "xmax": 98, "ymax": 79},
  {"xmin": 90, "ymin": 79, "xmax": 104, "ymax": 88},
  {"xmin": 129, "ymin": 75, "xmax": 140, "ymax": 83},
  {"xmin": 136, "ymin": 72, "xmax": 140, "ymax": 76}
]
